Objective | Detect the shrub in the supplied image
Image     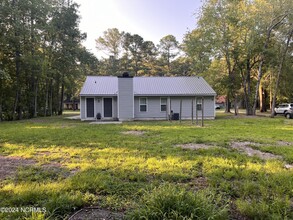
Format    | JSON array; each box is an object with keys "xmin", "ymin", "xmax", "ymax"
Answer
[{"xmin": 126, "ymin": 184, "xmax": 228, "ymax": 220}]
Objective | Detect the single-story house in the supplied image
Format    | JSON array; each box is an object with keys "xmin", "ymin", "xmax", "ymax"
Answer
[
  {"xmin": 63, "ymin": 98, "xmax": 80, "ymax": 110},
  {"xmin": 216, "ymin": 95, "xmax": 226, "ymax": 109},
  {"xmin": 79, "ymin": 74, "xmax": 216, "ymax": 121}
]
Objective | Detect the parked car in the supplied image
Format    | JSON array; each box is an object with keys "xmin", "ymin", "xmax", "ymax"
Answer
[
  {"xmin": 285, "ymin": 108, "xmax": 293, "ymax": 119},
  {"xmin": 274, "ymin": 103, "xmax": 293, "ymax": 115},
  {"xmin": 215, "ymin": 104, "xmax": 221, "ymax": 109}
]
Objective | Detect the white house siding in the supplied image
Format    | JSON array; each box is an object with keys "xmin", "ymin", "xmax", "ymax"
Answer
[
  {"xmin": 80, "ymin": 97, "xmax": 86, "ymax": 120},
  {"xmin": 170, "ymin": 97, "xmax": 215, "ymax": 119},
  {"xmin": 94, "ymin": 97, "xmax": 102, "ymax": 118},
  {"xmin": 113, "ymin": 97, "xmax": 118, "ymax": 119},
  {"xmin": 134, "ymin": 97, "xmax": 168, "ymax": 119},
  {"xmin": 80, "ymin": 96, "xmax": 117, "ymax": 120},
  {"xmin": 134, "ymin": 96, "xmax": 215, "ymax": 120},
  {"xmin": 203, "ymin": 97, "xmax": 216, "ymax": 118}
]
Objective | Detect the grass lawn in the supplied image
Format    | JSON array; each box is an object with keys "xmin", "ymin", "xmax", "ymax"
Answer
[{"xmin": 0, "ymin": 111, "xmax": 293, "ymax": 219}]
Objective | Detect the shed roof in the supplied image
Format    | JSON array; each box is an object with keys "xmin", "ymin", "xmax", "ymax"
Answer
[{"xmin": 80, "ymin": 76, "xmax": 216, "ymax": 96}]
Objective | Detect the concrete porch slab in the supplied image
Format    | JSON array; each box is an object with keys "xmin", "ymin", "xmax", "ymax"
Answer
[
  {"xmin": 66, "ymin": 115, "xmax": 80, "ymax": 120},
  {"xmin": 89, "ymin": 121, "xmax": 122, "ymax": 124}
]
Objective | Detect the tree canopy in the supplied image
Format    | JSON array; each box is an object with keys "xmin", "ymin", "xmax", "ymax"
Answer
[
  {"xmin": 95, "ymin": 29, "xmax": 185, "ymax": 77},
  {"xmin": 0, "ymin": 0, "xmax": 97, "ymax": 121},
  {"xmin": 183, "ymin": 0, "xmax": 293, "ymax": 115}
]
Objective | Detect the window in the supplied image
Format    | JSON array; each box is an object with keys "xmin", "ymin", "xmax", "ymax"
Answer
[
  {"xmin": 196, "ymin": 99, "xmax": 202, "ymax": 111},
  {"xmin": 139, "ymin": 97, "xmax": 147, "ymax": 112},
  {"xmin": 161, "ymin": 98, "xmax": 167, "ymax": 112}
]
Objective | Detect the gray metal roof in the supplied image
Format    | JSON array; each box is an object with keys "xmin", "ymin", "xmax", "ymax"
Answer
[
  {"xmin": 134, "ymin": 77, "xmax": 216, "ymax": 96},
  {"xmin": 80, "ymin": 76, "xmax": 118, "ymax": 96},
  {"xmin": 80, "ymin": 76, "xmax": 216, "ymax": 96}
]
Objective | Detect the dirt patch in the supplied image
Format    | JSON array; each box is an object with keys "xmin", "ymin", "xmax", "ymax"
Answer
[
  {"xmin": 69, "ymin": 168, "xmax": 80, "ymax": 175},
  {"xmin": 190, "ymin": 177, "xmax": 209, "ymax": 191},
  {"xmin": 35, "ymin": 151, "xmax": 51, "ymax": 156},
  {"xmin": 0, "ymin": 155, "xmax": 35, "ymax": 180},
  {"xmin": 121, "ymin": 130, "xmax": 145, "ymax": 136},
  {"xmin": 276, "ymin": 141, "xmax": 293, "ymax": 146},
  {"xmin": 177, "ymin": 143, "xmax": 215, "ymax": 150},
  {"xmin": 230, "ymin": 201, "xmax": 249, "ymax": 220},
  {"xmin": 230, "ymin": 142, "xmax": 282, "ymax": 160},
  {"xmin": 0, "ymin": 155, "xmax": 77, "ymax": 180},
  {"xmin": 41, "ymin": 161, "xmax": 63, "ymax": 168},
  {"xmin": 69, "ymin": 208, "xmax": 124, "ymax": 220},
  {"xmin": 29, "ymin": 119, "xmax": 49, "ymax": 123},
  {"xmin": 284, "ymin": 164, "xmax": 293, "ymax": 169},
  {"xmin": 41, "ymin": 161, "xmax": 79, "ymax": 177}
]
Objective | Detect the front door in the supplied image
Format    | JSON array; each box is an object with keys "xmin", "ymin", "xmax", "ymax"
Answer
[
  {"xmin": 86, "ymin": 98, "xmax": 94, "ymax": 118},
  {"xmin": 104, "ymin": 98, "xmax": 112, "ymax": 117}
]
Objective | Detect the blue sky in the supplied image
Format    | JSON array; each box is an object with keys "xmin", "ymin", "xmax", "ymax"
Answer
[{"xmin": 74, "ymin": 0, "xmax": 203, "ymax": 57}]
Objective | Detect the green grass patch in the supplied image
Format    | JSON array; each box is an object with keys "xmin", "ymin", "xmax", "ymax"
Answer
[
  {"xmin": 0, "ymin": 114, "xmax": 293, "ymax": 219},
  {"xmin": 126, "ymin": 184, "xmax": 229, "ymax": 219},
  {"xmin": 257, "ymin": 145, "xmax": 293, "ymax": 163}
]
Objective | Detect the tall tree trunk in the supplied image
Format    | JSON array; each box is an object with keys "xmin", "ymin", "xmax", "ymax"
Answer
[
  {"xmin": 45, "ymin": 80, "xmax": 49, "ymax": 116},
  {"xmin": 13, "ymin": 50, "xmax": 22, "ymax": 120},
  {"xmin": 0, "ymin": 82, "xmax": 2, "ymax": 122},
  {"xmin": 31, "ymin": 9, "xmax": 38, "ymax": 118},
  {"xmin": 240, "ymin": 68, "xmax": 248, "ymax": 115},
  {"xmin": 59, "ymin": 73, "xmax": 65, "ymax": 115},
  {"xmin": 259, "ymin": 85, "xmax": 263, "ymax": 112},
  {"xmin": 225, "ymin": 94, "xmax": 231, "ymax": 113},
  {"xmin": 12, "ymin": 0, "xmax": 22, "ymax": 120},
  {"xmin": 167, "ymin": 49, "xmax": 171, "ymax": 74},
  {"xmin": 253, "ymin": 58, "xmax": 265, "ymax": 114},
  {"xmin": 245, "ymin": 59, "xmax": 253, "ymax": 115},
  {"xmin": 269, "ymin": 73, "xmax": 273, "ymax": 110},
  {"xmin": 34, "ymin": 78, "xmax": 38, "ymax": 117},
  {"xmin": 243, "ymin": 86, "xmax": 249, "ymax": 115},
  {"xmin": 259, "ymin": 83, "xmax": 267, "ymax": 112},
  {"xmin": 59, "ymin": 83, "xmax": 64, "ymax": 115},
  {"xmin": 234, "ymin": 96, "xmax": 238, "ymax": 116},
  {"xmin": 50, "ymin": 79, "xmax": 53, "ymax": 116},
  {"xmin": 223, "ymin": 36, "xmax": 239, "ymax": 115},
  {"xmin": 135, "ymin": 60, "xmax": 138, "ymax": 76},
  {"xmin": 0, "ymin": 103, "xmax": 2, "ymax": 122},
  {"xmin": 253, "ymin": 14, "xmax": 288, "ymax": 114},
  {"xmin": 54, "ymin": 78, "xmax": 60, "ymax": 115},
  {"xmin": 271, "ymin": 27, "xmax": 293, "ymax": 117}
]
